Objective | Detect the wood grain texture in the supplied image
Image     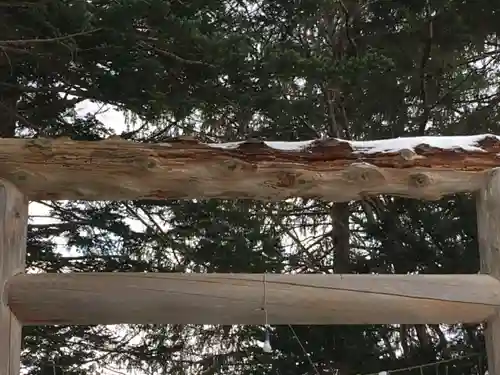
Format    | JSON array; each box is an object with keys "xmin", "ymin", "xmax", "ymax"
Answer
[
  {"xmin": 477, "ymin": 168, "xmax": 500, "ymax": 375},
  {"xmin": 0, "ymin": 180, "xmax": 28, "ymax": 375},
  {"xmin": 5, "ymin": 273, "xmax": 500, "ymax": 325},
  {"xmin": 1, "ymin": 135, "xmax": 500, "ymax": 201}
]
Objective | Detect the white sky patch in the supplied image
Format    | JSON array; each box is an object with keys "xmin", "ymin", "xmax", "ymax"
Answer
[
  {"xmin": 28, "ymin": 202, "xmax": 80, "ymax": 258},
  {"xmin": 207, "ymin": 140, "xmax": 316, "ymax": 150},
  {"xmin": 28, "ymin": 202, "xmax": 58, "ymax": 225},
  {"xmin": 75, "ymin": 100, "xmax": 129, "ymax": 135}
]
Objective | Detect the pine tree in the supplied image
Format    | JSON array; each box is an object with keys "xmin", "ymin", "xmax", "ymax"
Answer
[{"xmin": 2, "ymin": 0, "xmax": 500, "ymax": 374}]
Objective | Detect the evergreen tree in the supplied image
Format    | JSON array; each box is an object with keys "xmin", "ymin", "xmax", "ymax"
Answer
[{"xmin": 2, "ymin": 0, "xmax": 500, "ymax": 374}]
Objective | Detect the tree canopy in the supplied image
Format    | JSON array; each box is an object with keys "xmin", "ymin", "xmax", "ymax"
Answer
[{"xmin": 2, "ymin": 0, "xmax": 500, "ymax": 374}]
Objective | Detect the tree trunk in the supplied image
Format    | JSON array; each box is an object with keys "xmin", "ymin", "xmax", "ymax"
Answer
[
  {"xmin": 331, "ymin": 202, "xmax": 350, "ymax": 273},
  {"xmin": 0, "ymin": 66, "xmax": 19, "ymax": 137}
]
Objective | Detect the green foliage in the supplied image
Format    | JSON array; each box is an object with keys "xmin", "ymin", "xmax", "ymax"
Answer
[{"xmin": 2, "ymin": 0, "xmax": 500, "ymax": 374}]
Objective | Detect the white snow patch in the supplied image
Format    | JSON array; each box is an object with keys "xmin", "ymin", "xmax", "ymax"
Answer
[
  {"xmin": 206, "ymin": 134, "xmax": 500, "ymax": 154},
  {"xmin": 264, "ymin": 140, "xmax": 316, "ymax": 150},
  {"xmin": 207, "ymin": 141, "xmax": 242, "ymax": 150},
  {"xmin": 349, "ymin": 134, "xmax": 499, "ymax": 154},
  {"xmin": 207, "ymin": 140, "xmax": 315, "ymax": 151}
]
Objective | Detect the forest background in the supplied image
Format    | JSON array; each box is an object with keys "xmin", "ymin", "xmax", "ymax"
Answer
[{"xmin": 1, "ymin": 0, "xmax": 499, "ymax": 374}]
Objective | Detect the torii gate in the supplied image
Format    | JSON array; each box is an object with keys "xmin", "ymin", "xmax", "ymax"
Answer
[{"xmin": 2, "ymin": 134, "xmax": 500, "ymax": 374}]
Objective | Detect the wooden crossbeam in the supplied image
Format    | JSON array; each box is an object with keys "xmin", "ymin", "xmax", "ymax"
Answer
[
  {"xmin": 4, "ymin": 273, "xmax": 500, "ymax": 325},
  {"xmin": 0, "ymin": 134, "xmax": 500, "ymax": 201}
]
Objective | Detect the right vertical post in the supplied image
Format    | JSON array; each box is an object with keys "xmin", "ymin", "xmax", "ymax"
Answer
[{"xmin": 477, "ymin": 169, "xmax": 500, "ymax": 375}]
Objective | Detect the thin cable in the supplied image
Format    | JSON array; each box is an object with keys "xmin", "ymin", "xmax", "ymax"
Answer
[
  {"xmin": 288, "ymin": 324, "xmax": 320, "ymax": 375},
  {"xmin": 262, "ymin": 272, "xmax": 272, "ymax": 353},
  {"xmin": 363, "ymin": 352, "xmax": 485, "ymax": 375},
  {"xmin": 263, "ymin": 272, "xmax": 268, "ymax": 326},
  {"xmin": 50, "ymin": 352, "xmax": 59, "ymax": 375}
]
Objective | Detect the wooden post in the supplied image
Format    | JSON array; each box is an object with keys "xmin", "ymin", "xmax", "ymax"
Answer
[
  {"xmin": 0, "ymin": 180, "xmax": 28, "ymax": 375},
  {"xmin": 477, "ymin": 168, "xmax": 500, "ymax": 375}
]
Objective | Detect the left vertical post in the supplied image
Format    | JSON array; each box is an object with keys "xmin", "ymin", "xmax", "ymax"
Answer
[{"xmin": 0, "ymin": 179, "xmax": 28, "ymax": 375}]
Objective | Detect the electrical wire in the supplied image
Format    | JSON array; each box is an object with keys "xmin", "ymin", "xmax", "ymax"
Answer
[
  {"xmin": 262, "ymin": 272, "xmax": 272, "ymax": 353},
  {"xmin": 288, "ymin": 324, "xmax": 321, "ymax": 375}
]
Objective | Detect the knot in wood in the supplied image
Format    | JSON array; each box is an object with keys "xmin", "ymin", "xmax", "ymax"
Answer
[
  {"xmin": 221, "ymin": 159, "xmax": 238, "ymax": 171},
  {"xmin": 15, "ymin": 172, "xmax": 28, "ymax": 182},
  {"xmin": 135, "ymin": 157, "xmax": 159, "ymax": 171},
  {"xmin": 344, "ymin": 163, "xmax": 385, "ymax": 184},
  {"xmin": 219, "ymin": 158, "xmax": 254, "ymax": 173},
  {"xmin": 408, "ymin": 172, "xmax": 432, "ymax": 188},
  {"xmin": 26, "ymin": 138, "xmax": 52, "ymax": 150},
  {"xmin": 399, "ymin": 148, "xmax": 418, "ymax": 161},
  {"xmin": 414, "ymin": 143, "xmax": 436, "ymax": 153},
  {"xmin": 276, "ymin": 171, "xmax": 296, "ymax": 188}
]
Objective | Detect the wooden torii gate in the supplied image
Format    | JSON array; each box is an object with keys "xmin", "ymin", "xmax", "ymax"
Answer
[{"xmin": 2, "ymin": 134, "xmax": 500, "ymax": 374}]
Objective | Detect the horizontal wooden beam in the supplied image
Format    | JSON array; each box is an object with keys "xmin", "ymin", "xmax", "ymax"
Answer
[
  {"xmin": 5, "ymin": 273, "xmax": 500, "ymax": 325},
  {"xmin": 1, "ymin": 134, "xmax": 500, "ymax": 201}
]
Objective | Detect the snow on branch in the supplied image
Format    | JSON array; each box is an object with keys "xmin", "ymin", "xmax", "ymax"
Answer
[{"xmin": 208, "ymin": 134, "xmax": 500, "ymax": 153}]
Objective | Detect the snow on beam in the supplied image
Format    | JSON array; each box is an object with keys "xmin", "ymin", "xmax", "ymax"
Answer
[
  {"xmin": 1, "ymin": 134, "xmax": 500, "ymax": 201},
  {"xmin": 4, "ymin": 273, "xmax": 500, "ymax": 325}
]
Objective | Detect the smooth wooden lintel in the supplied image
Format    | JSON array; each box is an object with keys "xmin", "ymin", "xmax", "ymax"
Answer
[
  {"xmin": 1, "ymin": 134, "xmax": 500, "ymax": 201},
  {"xmin": 5, "ymin": 273, "xmax": 500, "ymax": 325}
]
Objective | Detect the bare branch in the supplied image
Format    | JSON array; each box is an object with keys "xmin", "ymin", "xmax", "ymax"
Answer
[{"xmin": 0, "ymin": 29, "xmax": 101, "ymax": 45}]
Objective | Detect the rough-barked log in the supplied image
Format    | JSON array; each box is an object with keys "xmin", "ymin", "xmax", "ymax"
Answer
[
  {"xmin": 1, "ymin": 134, "xmax": 500, "ymax": 201},
  {"xmin": 5, "ymin": 273, "xmax": 500, "ymax": 325}
]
